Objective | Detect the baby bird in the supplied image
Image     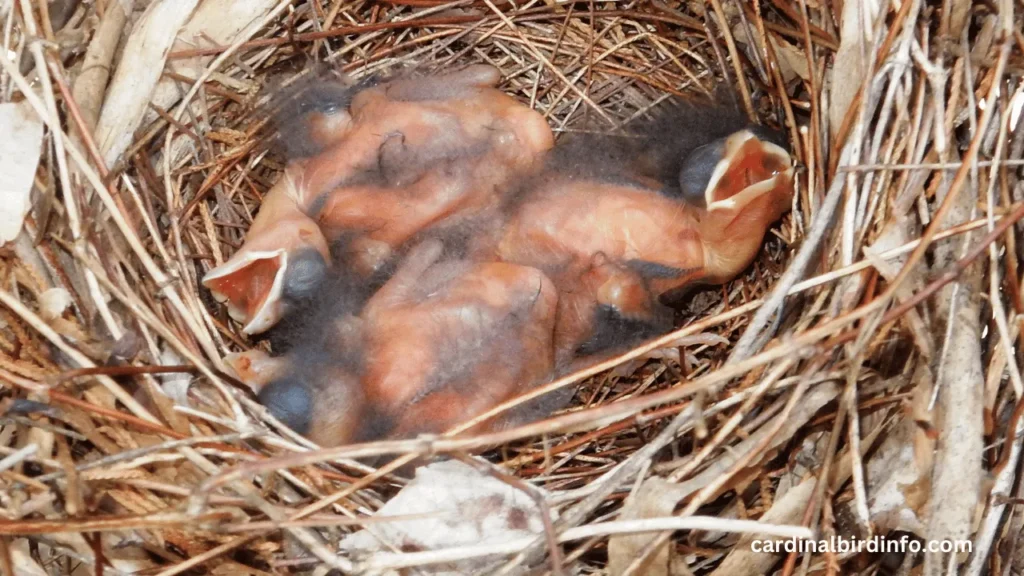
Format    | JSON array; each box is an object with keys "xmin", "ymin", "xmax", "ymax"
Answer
[
  {"xmin": 255, "ymin": 239, "xmax": 559, "ymax": 446},
  {"xmin": 524, "ymin": 251, "xmax": 674, "ymax": 366},
  {"xmin": 228, "ymin": 89, "xmax": 796, "ymax": 448},
  {"xmin": 203, "ymin": 65, "xmax": 554, "ymax": 334},
  {"xmin": 357, "ymin": 239, "xmax": 558, "ymax": 440},
  {"xmin": 487, "ymin": 103, "xmax": 795, "ymax": 361}
]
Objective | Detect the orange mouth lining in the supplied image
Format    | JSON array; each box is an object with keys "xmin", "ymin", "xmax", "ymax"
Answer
[
  {"xmin": 704, "ymin": 132, "xmax": 794, "ymax": 212},
  {"xmin": 203, "ymin": 252, "xmax": 288, "ymax": 334}
]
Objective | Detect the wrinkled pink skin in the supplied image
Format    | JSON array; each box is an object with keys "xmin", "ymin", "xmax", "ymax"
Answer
[
  {"xmin": 219, "ymin": 91, "xmax": 797, "ymax": 448},
  {"xmin": 473, "ymin": 133, "xmax": 793, "ymax": 363},
  {"xmin": 203, "ymin": 65, "xmax": 554, "ymax": 334},
  {"xmin": 252, "ymin": 240, "xmax": 560, "ymax": 447}
]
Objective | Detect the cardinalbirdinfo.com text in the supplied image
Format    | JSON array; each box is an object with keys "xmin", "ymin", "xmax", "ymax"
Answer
[{"xmin": 751, "ymin": 535, "xmax": 972, "ymax": 555}]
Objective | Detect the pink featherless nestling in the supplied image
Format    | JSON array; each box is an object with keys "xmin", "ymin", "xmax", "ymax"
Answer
[{"xmin": 209, "ymin": 65, "xmax": 795, "ymax": 448}]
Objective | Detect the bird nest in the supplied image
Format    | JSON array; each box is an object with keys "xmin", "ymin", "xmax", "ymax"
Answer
[{"xmin": 2, "ymin": 0, "xmax": 1023, "ymax": 575}]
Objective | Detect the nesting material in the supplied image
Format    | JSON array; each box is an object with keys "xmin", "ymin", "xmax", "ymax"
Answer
[
  {"xmin": 93, "ymin": 0, "xmax": 201, "ymax": 166},
  {"xmin": 2, "ymin": 1, "xmax": 1022, "ymax": 575}
]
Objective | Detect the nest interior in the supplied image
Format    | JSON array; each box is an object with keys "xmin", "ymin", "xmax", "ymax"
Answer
[{"xmin": 2, "ymin": 0, "xmax": 1024, "ymax": 574}]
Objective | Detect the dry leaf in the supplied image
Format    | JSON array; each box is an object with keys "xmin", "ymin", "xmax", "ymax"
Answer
[
  {"xmin": 732, "ymin": 25, "xmax": 810, "ymax": 83},
  {"xmin": 9, "ymin": 539, "xmax": 49, "ymax": 576},
  {"xmin": 607, "ymin": 477, "xmax": 679, "ymax": 576},
  {"xmin": 863, "ymin": 216, "xmax": 933, "ymax": 358},
  {"xmin": 139, "ymin": 377, "xmax": 191, "ymax": 434},
  {"xmin": 341, "ymin": 458, "xmax": 553, "ymax": 576},
  {"xmin": 923, "ymin": 155, "xmax": 985, "ymax": 576},
  {"xmin": 0, "ymin": 101, "xmax": 45, "ymax": 244},
  {"xmin": 709, "ymin": 479, "xmax": 818, "ymax": 576},
  {"xmin": 865, "ymin": 418, "xmax": 929, "ymax": 534},
  {"xmin": 142, "ymin": 0, "xmax": 281, "ymax": 133},
  {"xmin": 776, "ymin": 432, "xmax": 828, "ymax": 497},
  {"xmin": 828, "ymin": 0, "xmax": 881, "ymax": 138},
  {"xmin": 48, "ymin": 532, "xmax": 154, "ymax": 575},
  {"xmin": 709, "ymin": 420, "xmax": 885, "ymax": 576},
  {"xmin": 95, "ymin": 0, "xmax": 201, "ymax": 166},
  {"xmin": 159, "ymin": 345, "xmax": 192, "ymax": 404},
  {"xmin": 771, "ymin": 36, "xmax": 811, "ymax": 83},
  {"xmin": 672, "ymin": 382, "xmax": 840, "ymax": 499}
]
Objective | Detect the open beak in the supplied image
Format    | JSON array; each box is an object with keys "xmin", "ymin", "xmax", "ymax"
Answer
[
  {"xmin": 204, "ymin": 249, "xmax": 290, "ymax": 335},
  {"xmin": 203, "ymin": 216, "xmax": 329, "ymax": 335},
  {"xmin": 702, "ymin": 130, "xmax": 795, "ymax": 213}
]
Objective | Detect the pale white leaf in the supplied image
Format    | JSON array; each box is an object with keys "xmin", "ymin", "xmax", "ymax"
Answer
[
  {"xmin": 95, "ymin": 0, "xmax": 201, "ymax": 167},
  {"xmin": 341, "ymin": 458, "xmax": 552, "ymax": 576},
  {"xmin": 865, "ymin": 420, "xmax": 928, "ymax": 535},
  {"xmin": 159, "ymin": 345, "xmax": 192, "ymax": 404},
  {"xmin": 0, "ymin": 101, "xmax": 44, "ymax": 244},
  {"xmin": 147, "ymin": 0, "xmax": 280, "ymax": 118},
  {"xmin": 9, "ymin": 539, "xmax": 49, "ymax": 576}
]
